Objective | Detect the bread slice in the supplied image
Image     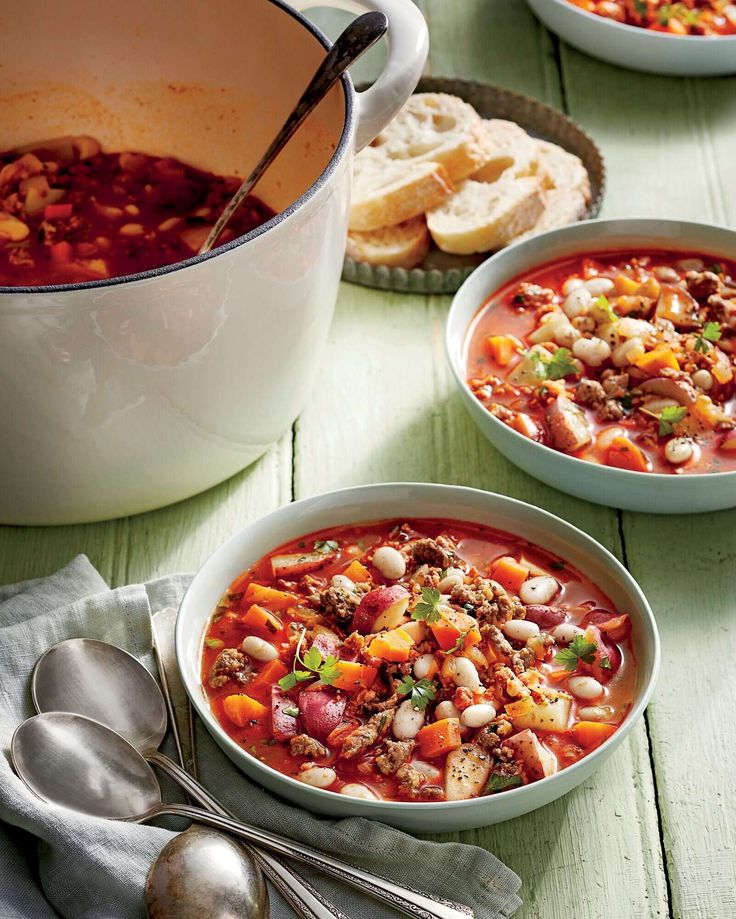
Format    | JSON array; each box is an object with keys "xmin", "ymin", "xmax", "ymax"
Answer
[
  {"xmin": 346, "ymin": 216, "xmax": 430, "ymax": 269},
  {"xmin": 472, "ymin": 119, "xmax": 539, "ymax": 183},
  {"xmin": 350, "ymin": 148, "xmax": 454, "ymax": 232},
  {"xmin": 369, "ymin": 93, "xmax": 487, "ymax": 182},
  {"xmin": 535, "ymin": 139, "xmax": 591, "ymax": 201},
  {"xmin": 426, "ymin": 176, "xmax": 544, "ymax": 255}
]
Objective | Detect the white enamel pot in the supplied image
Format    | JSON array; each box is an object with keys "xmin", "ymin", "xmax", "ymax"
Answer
[{"xmin": 0, "ymin": 0, "xmax": 427, "ymax": 524}]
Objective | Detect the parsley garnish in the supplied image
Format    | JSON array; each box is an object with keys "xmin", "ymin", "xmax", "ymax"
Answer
[
  {"xmin": 487, "ymin": 773, "xmax": 523, "ymax": 794},
  {"xmin": 314, "ymin": 539, "xmax": 339, "ymax": 554},
  {"xmin": 554, "ymin": 634, "xmax": 598, "ymax": 671},
  {"xmin": 594, "ymin": 295, "xmax": 618, "ymax": 324},
  {"xmin": 710, "ymin": 263, "xmax": 725, "ymax": 276},
  {"xmin": 633, "ymin": 0, "xmax": 647, "ymax": 14},
  {"xmin": 599, "ymin": 656, "xmax": 612, "ymax": 671},
  {"xmin": 655, "ymin": 405, "xmax": 687, "ymax": 437},
  {"xmin": 396, "ymin": 675, "xmax": 437, "ymax": 711},
  {"xmin": 411, "ymin": 587, "xmax": 443, "ymax": 624},
  {"xmin": 694, "ymin": 322, "xmax": 722, "ymax": 354},
  {"xmin": 278, "ymin": 628, "xmax": 341, "ymax": 690},
  {"xmin": 530, "ymin": 347, "xmax": 579, "ymax": 381}
]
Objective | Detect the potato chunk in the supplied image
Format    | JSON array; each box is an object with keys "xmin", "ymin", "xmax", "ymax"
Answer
[
  {"xmin": 444, "ymin": 743, "xmax": 492, "ymax": 801},
  {"xmin": 505, "ymin": 729, "xmax": 558, "ymax": 781}
]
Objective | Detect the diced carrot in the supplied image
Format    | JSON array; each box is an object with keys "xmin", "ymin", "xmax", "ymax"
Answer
[
  {"xmin": 546, "ymin": 668, "xmax": 573, "ymax": 683},
  {"xmin": 343, "ymin": 559, "xmax": 371, "ymax": 583},
  {"xmin": 222, "ymin": 693, "xmax": 268, "ymax": 728},
  {"xmin": 243, "ymin": 582, "xmax": 296, "ymax": 610},
  {"xmin": 44, "ymin": 202, "xmax": 73, "ymax": 221},
  {"xmin": 368, "ymin": 627, "xmax": 415, "ymax": 662},
  {"xmin": 605, "ymin": 436, "xmax": 651, "ymax": 473},
  {"xmin": 570, "ymin": 721, "xmax": 617, "ymax": 750},
  {"xmin": 242, "ymin": 603, "xmax": 283, "ymax": 637},
  {"xmin": 246, "ymin": 659, "xmax": 289, "ymax": 702},
  {"xmin": 633, "ymin": 348, "xmax": 679, "ymax": 375},
  {"xmin": 486, "ymin": 334, "xmax": 523, "ymax": 368},
  {"xmin": 330, "ymin": 661, "xmax": 377, "ymax": 692},
  {"xmin": 49, "ymin": 241, "xmax": 73, "ymax": 264},
  {"xmin": 490, "ymin": 556, "xmax": 530, "ymax": 595},
  {"xmin": 597, "ymin": 614, "xmax": 631, "ymax": 642},
  {"xmin": 416, "ymin": 718, "xmax": 463, "ymax": 758},
  {"xmin": 720, "ymin": 431, "xmax": 736, "ymax": 453},
  {"xmin": 430, "ymin": 609, "xmax": 481, "ymax": 651},
  {"xmin": 613, "ymin": 274, "xmax": 640, "ymax": 296}
]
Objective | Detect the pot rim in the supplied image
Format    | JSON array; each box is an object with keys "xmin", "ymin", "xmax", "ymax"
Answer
[{"xmin": 0, "ymin": 0, "xmax": 355, "ymax": 297}]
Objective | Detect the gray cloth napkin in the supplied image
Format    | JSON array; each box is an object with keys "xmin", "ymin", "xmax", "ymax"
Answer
[{"xmin": 0, "ymin": 556, "xmax": 522, "ymax": 919}]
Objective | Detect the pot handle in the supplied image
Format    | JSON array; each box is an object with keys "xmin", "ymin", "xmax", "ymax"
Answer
[{"xmin": 292, "ymin": 0, "xmax": 428, "ymax": 150}]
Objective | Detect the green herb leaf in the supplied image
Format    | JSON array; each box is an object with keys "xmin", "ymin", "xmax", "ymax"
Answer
[
  {"xmin": 317, "ymin": 655, "xmax": 342, "ymax": 686},
  {"xmin": 554, "ymin": 634, "xmax": 598, "ymax": 671},
  {"xmin": 710, "ymin": 263, "xmax": 725, "ymax": 276},
  {"xmin": 411, "ymin": 587, "xmax": 443, "ymax": 624},
  {"xmin": 544, "ymin": 348, "xmax": 579, "ymax": 381},
  {"xmin": 279, "ymin": 629, "xmax": 342, "ymax": 689},
  {"xmin": 283, "ymin": 705, "xmax": 300, "ymax": 717},
  {"xmin": 314, "ymin": 539, "xmax": 339, "ymax": 554},
  {"xmin": 278, "ymin": 670, "xmax": 311, "ymax": 691},
  {"xmin": 657, "ymin": 405, "xmax": 687, "ymax": 437},
  {"xmin": 633, "ymin": 0, "xmax": 647, "ymax": 14},
  {"xmin": 703, "ymin": 322, "xmax": 722, "ymax": 343},
  {"xmin": 594, "ymin": 294, "xmax": 618, "ymax": 323},
  {"xmin": 204, "ymin": 637, "xmax": 224, "ymax": 649},
  {"xmin": 396, "ymin": 675, "xmax": 437, "ymax": 711},
  {"xmin": 486, "ymin": 773, "xmax": 523, "ymax": 794},
  {"xmin": 599, "ymin": 656, "xmax": 612, "ymax": 671}
]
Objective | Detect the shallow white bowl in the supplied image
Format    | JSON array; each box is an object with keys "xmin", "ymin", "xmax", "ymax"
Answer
[
  {"xmin": 446, "ymin": 219, "xmax": 736, "ymax": 515},
  {"xmin": 527, "ymin": 0, "xmax": 736, "ymax": 76},
  {"xmin": 176, "ymin": 482, "xmax": 659, "ymax": 832}
]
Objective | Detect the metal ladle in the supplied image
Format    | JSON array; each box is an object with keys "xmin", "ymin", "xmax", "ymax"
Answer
[
  {"xmin": 12, "ymin": 712, "xmax": 472, "ymax": 919},
  {"xmin": 198, "ymin": 10, "xmax": 388, "ymax": 254},
  {"xmin": 32, "ymin": 637, "xmax": 342, "ymax": 919}
]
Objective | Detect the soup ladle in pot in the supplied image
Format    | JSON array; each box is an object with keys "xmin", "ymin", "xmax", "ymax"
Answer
[
  {"xmin": 32, "ymin": 638, "xmax": 344, "ymax": 919},
  {"xmin": 12, "ymin": 713, "xmax": 474, "ymax": 919},
  {"xmin": 198, "ymin": 10, "xmax": 388, "ymax": 254}
]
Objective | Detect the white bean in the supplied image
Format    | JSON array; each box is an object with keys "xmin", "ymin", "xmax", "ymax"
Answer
[
  {"xmin": 568, "ymin": 675, "xmax": 604, "ymax": 700},
  {"xmin": 299, "ymin": 766, "xmax": 336, "ymax": 788},
  {"xmin": 675, "ymin": 258, "xmax": 704, "ymax": 272},
  {"xmin": 578, "ymin": 705, "xmax": 614, "ymax": 721},
  {"xmin": 502, "ymin": 619, "xmax": 540, "ymax": 642},
  {"xmin": 411, "ymin": 760, "xmax": 442, "ymax": 781},
  {"xmin": 617, "ymin": 317, "xmax": 655, "ymax": 339},
  {"xmin": 372, "ymin": 546, "xmax": 406, "ymax": 580},
  {"xmin": 552, "ymin": 623, "xmax": 584, "ymax": 644},
  {"xmin": 438, "ymin": 567, "xmax": 465, "ymax": 593},
  {"xmin": 241, "ymin": 636, "xmax": 278, "ymax": 662},
  {"xmin": 653, "ymin": 266, "xmax": 679, "ymax": 282},
  {"xmin": 413, "ymin": 653, "xmax": 438, "ymax": 680},
  {"xmin": 519, "ymin": 575, "xmax": 559, "ymax": 606},
  {"xmin": 664, "ymin": 437, "xmax": 694, "ymax": 466},
  {"xmin": 563, "ymin": 286, "xmax": 592, "ymax": 318},
  {"xmin": 448, "ymin": 657, "xmax": 482, "ymax": 691},
  {"xmin": 331, "ymin": 574, "xmax": 355, "ymax": 592},
  {"xmin": 612, "ymin": 337, "xmax": 645, "ymax": 368},
  {"xmin": 584, "ymin": 277, "xmax": 614, "ymax": 297},
  {"xmin": 460, "ymin": 703, "xmax": 497, "ymax": 729},
  {"xmin": 562, "ymin": 277, "xmax": 585, "ymax": 296},
  {"xmin": 572, "ymin": 336, "xmax": 611, "ymax": 367},
  {"xmin": 392, "ymin": 699, "xmax": 426, "ymax": 740},
  {"xmin": 692, "ymin": 369, "xmax": 713, "ymax": 391},
  {"xmin": 435, "ymin": 700, "xmax": 461, "ymax": 721},
  {"xmin": 339, "ymin": 783, "xmax": 378, "ymax": 800}
]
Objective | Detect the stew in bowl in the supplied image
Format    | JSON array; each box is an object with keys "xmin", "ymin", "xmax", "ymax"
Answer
[{"xmin": 566, "ymin": 0, "xmax": 736, "ymax": 35}]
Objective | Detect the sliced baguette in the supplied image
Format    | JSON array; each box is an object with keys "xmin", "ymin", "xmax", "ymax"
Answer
[
  {"xmin": 472, "ymin": 119, "xmax": 539, "ymax": 183},
  {"xmin": 517, "ymin": 189, "xmax": 589, "ymax": 240},
  {"xmin": 346, "ymin": 216, "xmax": 430, "ymax": 270},
  {"xmin": 535, "ymin": 139, "xmax": 591, "ymax": 202},
  {"xmin": 426, "ymin": 176, "xmax": 544, "ymax": 255},
  {"xmin": 369, "ymin": 93, "xmax": 487, "ymax": 182},
  {"xmin": 350, "ymin": 149, "xmax": 454, "ymax": 232}
]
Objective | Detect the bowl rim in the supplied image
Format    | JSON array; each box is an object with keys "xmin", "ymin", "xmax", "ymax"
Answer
[
  {"xmin": 535, "ymin": 0, "xmax": 736, "ymax": 42},
  {"xmin": 446, "ymin": 216, "xmax": 736, "ymax": 486},
  {"xmin": 0, "ymin": 0, "xmax": 355, "ymax": 298},
  {"xmin": 176, "ymin": 481, "xmax": 661, "ymax": 813}
]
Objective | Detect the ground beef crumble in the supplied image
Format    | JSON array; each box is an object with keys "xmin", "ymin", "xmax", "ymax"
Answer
[
  {"xmin": 208, "ymin": 648, "xmax": 251, "ymax": 689},
  {"xmin": 340, "ymin": 709, "xmax": 395, "ymax": 759},
  {"xmin": 289, "ymin": 734, "xmax": 327, "ymax": 759},
  {"xmin": 375, "ymin": 739, "xmax": 415, "ymax": 775},
  {"xmin": 407, "ymin": 536, "xmax": 455, "ymax": 569}
]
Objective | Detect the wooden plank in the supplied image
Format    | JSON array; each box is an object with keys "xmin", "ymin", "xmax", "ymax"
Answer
[
  {"xmin": 559, "ymin": 40, "xmax": 736, "ymax": 919},
  {"xmin": 294, "ymin": 3, "xmax": 668, "ymax": 915}
]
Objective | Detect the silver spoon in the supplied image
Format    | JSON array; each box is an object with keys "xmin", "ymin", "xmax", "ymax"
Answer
[
  {"xmin": 145, "ymin": 825, "xmax": 268, "ymax": 919},
  {"xmin": 32, "ymin": 638, "xmax": 343, "ymax": 919},
  {"xmin": 198, "ymin": 10, "xmax": 388, "ymax": 254},
  {"xmin": 12, "ymin": 713, "xmax": 473, "ymax": 919}
]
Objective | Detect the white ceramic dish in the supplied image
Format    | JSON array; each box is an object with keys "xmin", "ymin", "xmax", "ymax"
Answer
[
  {"xmin": 0, "ymin": 0, "xmax": 427, "ymax": 525},
  {"xmin": 527, "ymin": 0, "xmax": 736, "ymax": 76},
  {"xmin": 176, "ymin": 482, "xmax": 659, "ymax": 833},
  {"xmin": 446, "ymin": 218, "xmax": 736, "ymax": 514}
]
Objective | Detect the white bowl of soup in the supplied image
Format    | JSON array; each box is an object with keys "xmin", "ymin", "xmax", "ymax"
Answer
[
  {"xmin": 176, "ymin": 482, "xmax": 659, "ymax": 832},
  {"xmin": 527, "ymin": 0, "xmax": 736, "ymax": 76},
  {"xmin": 0, "ymin": 0, "xmax": 427, "ymax": 524},
  {"xmin": 447, "ymin": 219, "xmax": 736, "ymax": 514}
]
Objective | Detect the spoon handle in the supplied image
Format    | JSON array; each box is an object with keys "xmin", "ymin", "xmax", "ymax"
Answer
[
  {"xmin": 155, "ymin": 801, "xmax": 474, "ymax": 919},
  {"xmin": 149, "ymin": 750, "xmax": 348, "ymax": 919},
  {"xmin": 198, "ymin": 10, "xmax": 387, "ymax": 254}
]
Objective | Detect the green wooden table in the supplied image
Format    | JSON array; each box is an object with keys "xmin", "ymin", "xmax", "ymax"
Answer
[{"xmin": 2, "ymin": 2, "xmax": 734, "ymax": 916}]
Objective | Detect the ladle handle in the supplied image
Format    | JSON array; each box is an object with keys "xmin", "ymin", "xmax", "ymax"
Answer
[
  {"xmin": 156, "ymin": 801, "xmax": 474, "ymax": 919},
  {"xmin": 149, "ymin": 751, "xmax": 347, "ymax": 919},
  {"xmin": 199, "ymin": 10, "xmax": 387, "ymax": 254}
]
